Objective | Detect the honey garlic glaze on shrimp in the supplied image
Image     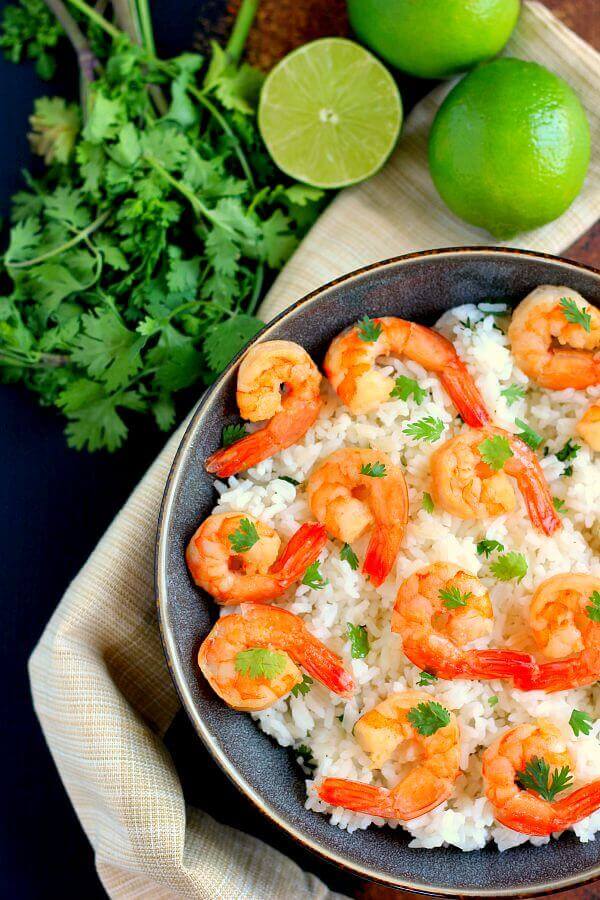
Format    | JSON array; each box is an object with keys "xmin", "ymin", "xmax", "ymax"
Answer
[
  {"xmin": 324, "ymin": 316, "xmax": 491, "ymax": 426},
  {"xmin": 205, "ymin": 340, "xmax": 322, "ymax": 477},
  {"xmin": 186, "ymin": 512, "xmax": 327, "ymax": 605},
  {"xmin": 508, "ymin": 286, "xmax": 600, "ymax": 390},
  {"xmin": 482, "ymin": 720, "xmax": 600, "ymax": 836},
  {"xmin": 516, "ymin": 574, "xmax": 600, "ymax": 692},
  {"xmin": 307, "ymin": 448, "xmax": 408, "ymax": 587},
  {"xmin": 317, "ymin": 690, "xmax": 460, "ymax": 820},
  {"xmin": 430, "ymin": 426, "xmax": 561, "ymax": 536},
  {"xmin": 198, "ymin": 604, "xmax": 355, "ymax": 711},
  {"xmin": 391, "ymin": 563, "xmax": 536, "ymax": 684}
]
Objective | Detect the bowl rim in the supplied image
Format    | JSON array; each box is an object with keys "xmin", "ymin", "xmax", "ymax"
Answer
[{"xmin": 155, "ymin": 246, "xmax": 600, "ymax": 897}]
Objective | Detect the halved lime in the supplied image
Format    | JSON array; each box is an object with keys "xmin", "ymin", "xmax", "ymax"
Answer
[{"xmin": 258, "ymin": 38, "xmax": 402, "ymax": 189}]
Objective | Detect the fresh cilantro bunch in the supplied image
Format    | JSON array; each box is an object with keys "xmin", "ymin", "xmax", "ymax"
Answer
[{"xmin": 0, "ymin": 0, "xmax": 325, "ymax": 451}]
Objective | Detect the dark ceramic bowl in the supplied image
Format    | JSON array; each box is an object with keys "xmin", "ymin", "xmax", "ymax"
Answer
[{"xmin": 156, "ymin": 247, "xmax": 600, "ymax": 896}]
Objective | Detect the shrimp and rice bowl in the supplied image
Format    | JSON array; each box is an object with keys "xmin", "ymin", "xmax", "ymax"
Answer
[{"xmin": 186, "ymin": 284, "xmax": 600, "ymax": 854}]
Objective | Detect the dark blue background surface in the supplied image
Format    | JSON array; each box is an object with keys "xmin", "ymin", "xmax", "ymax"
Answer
[{"xmin": 0, "ymin": 3, "xmax": 424, "ymax": 895}]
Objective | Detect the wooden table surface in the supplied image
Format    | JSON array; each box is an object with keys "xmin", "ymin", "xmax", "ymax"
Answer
[{"xmin": 353, "ymin": 11, "xmax": 599, "ymax": 900}]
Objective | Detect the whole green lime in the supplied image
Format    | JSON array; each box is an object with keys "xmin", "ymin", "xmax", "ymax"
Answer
[
  {"xmin": 428, "ymin": 58, "xmax": 591, "ymax": 238},
  {"xmin": 347, "ymin": 0, "xmax": 520, "ymax": 79}
]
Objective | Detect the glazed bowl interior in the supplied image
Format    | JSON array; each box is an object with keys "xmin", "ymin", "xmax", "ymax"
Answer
[{"xmin": 156, "ymin": 248, "xmax": 600, "ymax": 897}]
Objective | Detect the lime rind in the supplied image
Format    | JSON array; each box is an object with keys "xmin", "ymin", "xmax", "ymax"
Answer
[{"xmin": 258, "ymin": 38, "xmax": 403, "ymax": 189}]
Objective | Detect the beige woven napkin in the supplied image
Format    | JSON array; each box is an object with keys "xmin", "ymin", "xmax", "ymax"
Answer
[{"xmin": 29, "ymin": 4, "xmax": 599, "ymax": 898}]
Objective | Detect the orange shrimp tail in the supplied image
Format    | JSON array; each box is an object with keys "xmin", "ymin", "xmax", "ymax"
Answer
[
  {"xmin": 554, "ymin": 780, "xmax": 600, "ymax": 825},
  {"xmin": 363, "ymin": 524, "xmax": 405, "ymax": 587},
  {"xmin": 517, "ymin": 657, "xmax": 594, "ymax": 693},
  {"xmin": 465, "ymin": 649, "xmax": 538, "ymax": 683},
  {"xmin": 440, "ymin": 362, "xmax": 491, "ymax": 428},
  {"xmin": 317, "ymin": 778, "xmax": 395, "ymax": 818},
  {"xmin": 300, "ymin": 641, "xmax": 355, "ymax": 697},
  {"xmin": 270, "ymin": 523, "xmax": 328, "ymax": 586},
  {"xmin": 205, "ymin": 429, "xmax": 276, "ymax": 477}
]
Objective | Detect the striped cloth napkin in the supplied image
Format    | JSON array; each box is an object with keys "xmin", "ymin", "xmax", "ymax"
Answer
[{"xmin": 29, "ymin": 4, "xmax": 599, "ymax": 897}]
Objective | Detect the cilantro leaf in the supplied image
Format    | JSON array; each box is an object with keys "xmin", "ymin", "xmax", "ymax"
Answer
[
  {"xmin": 291, "ymin": 674, "xmax": 313, "ymax": 698},
  {"xmin": 490, "ymin": 552, "xmax": 528, "ymax": 582},
  {"xmin": 360, "ymin": 461, "xmax": 386, "ymax": 478},
  {"xmin": 234, "ymin": 648, "xmax": 287, "ymax": 680},
  {"xmin": 296, "ymin": 743, "xmax": 316, "ymax": 769},
  {"xmin": 221, "ymin": 423, "xmax": 247, "ymax": 447},
  {"xmin": 556, "ymin": 439, "xmax": 580, "ymax": 463},
  {"xmin": 302, "ymin": 561, "xmax": 328, "ymax": 590},
  {"xmin": 228, "ymin": 518, "xmax": 260, "ymax": 553},
  {"xmin": 347, "ymin": 623, "xmax": 369, "ymax": 659},
  {"xmin": 586, "ymin": 591, "xmax": 600, "ymax": 622},
  {"xmin": 517, "ymin": 756, "xmax": 573, "ymax": 802},
  {"xmin": 478, "ymin": 434, "xmax": 514, "ymax": 470},
  {"xmin": 477, "ymin": 539, "xmax": 505, "ymax": 558},
  {"xmin": 205, "ymin": 316, "xmax": 264, "ymax": 373},
  {"xmin": 488, "ymin": 696, "xmax": 499, "ymax": 707},
  {"xmin": 390, "ymin": 375, "xmax": 427, "ymax": 404},
  {"xmin": 356, "ymin": 316, "xmax": 382, "ymax": 343},
  {"xmin": 417, "ymin": 671, "xmax": 438, "ymax": 687},
  {"xmin": 278, "ymin": 476, "xmax": 300, "ymax": 486},
  {"xmin": 501, "ymin": 384, "xmax": 526, "ymax": 406},
  {"xmin": 407, "ymin": 701, "xmax": 451, "ymax": 736},
  {"xmin": 439, "ymin": 586, "xmax": 472, "ymax": 609},
  {"xmin": 71, "ymin": 307, "xmax": 145, "ymax": 391},
  {"xmin": 560, "ymin": 297, "xmax": 592, "ymax": 333},
  {"xmin": 403, "ymin": 416, "xmax": 445, "ymax": 443},
  {"xmin": 515, "ymin": 419, "xmax": 543, "ymax": 451},
  {"xmin": 569, "ymin": 709, "xmax": 594, "ymax": 737},
  {"xmin": 340, "ymin": 542, "xmax": 359, "ymax": 571},
  {"xmin": 422, "ymin": 492, "xmax": 434, "ymax": 513},
  {"xmin": 553, "ymin": 497, "xmax": 565, "ymax": 514}
]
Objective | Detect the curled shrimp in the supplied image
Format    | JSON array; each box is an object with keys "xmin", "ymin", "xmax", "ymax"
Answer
[
  {"xmin": 508, "ymin": 286, "xmax": 600, "ymax": 390},
  {"xmin": 198, "ymin": 603, "xmax": 354, "ymax": 711},
  {"xmin": 317, "ymin": 690, "xmax": 460, "ymax": 820},
  {"xmin": 430, "ymin": 426, "xmax": 561, "ymax": 536},
  {"xmin": 186, "ymin": 512, "xmax": 328, "ymax": 605},
  {"xmin": 482, "ymin": 720, "xmax": 600, "ymax": 836},
  {"xmin": 577, "ymin": 404, "xmax": 600, "ymax": 452},
  {"xmin": 306, "ymin": 448, "xmax": 408, "ymax": 586},
  {"xmin": 391, "ymin": 563, "xmax": 536, "ymax": 684},
  {"xmin": 516, "ymin": 574, "xmax": 600, "ymax": 692},
  {"xmin": 205, "ymin": 340, "xmax": 322, "ymax": 477},
  {"xmin": 323, "ymin": 316, "xmax": 490, "ymax": 426}
]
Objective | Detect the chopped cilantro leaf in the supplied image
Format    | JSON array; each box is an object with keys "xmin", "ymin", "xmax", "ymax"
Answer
[
  {"xmin": 488, "ymin": 696, "xmax": 499, "ymax": 707},
  {"xmin": 340, "ymin": 542, "xmax": 359, "ymax": 571},
  {"xmin": 417, "ymin": 671, "xmax": 438, "ymax": 686},
  {"xmin": 296, "ymin": 744, "xmax": 316, "ymax": 769},
  {"xmin": 560, "ymin": 297, "xmax": 592, "ymax": 333},
  {"xmin": 515, "ymin": 419, "xmax": 543, "ymax": 451},
  {"xmin": 228, "ymin": 518, "xmax": 260, "ymax": 553},
  {"xmin": 490, "ymin": 552, "xmax": 528, "ymax": 582},
  {"xmin": 278, "ymin": 475, "xmax": 300, "ymax": 486},
  {"xmin": 569, "ymin": 709, "xmax": 594, "ymax": 737},
  {"xmin": 389, "ymin": 375, "xmax": 427, "ymax": 404},
  {"xmin": 501, "ymin": 384, "xmax": 526, "ymax": 406},
  {"xmin": 221, "ymin": 423, "xmax": 247, "ymax": 447},
  {"xmin": 302, "ymin": 561, "xmax": 328, "ymax": 590},
  {"xmin": 439, "ymin": 586, "xmax": 472, "ymax": 609},
  {"xmin": 403, "ymin": 416, "xmax": 445, "ymax": 443},
  {"xmin": 347, "ymin": 623, "xmax": 369, "ymax": 659},
  {"xmin": 407, "ymin": 701, "xmax": 451, "ymax": 736},
  {"xmin": 477, "ymin": 539, "xmax": 505, "ymax": 558},
  {"xmin": 586, "ymin": 591, "xmax": 600, "ymax": 622},
  {"xmin": 478, "ymin": 434, "xmax": 513, "ymax": 470},
  {"xmin": 360, "ymin": 461, "xmax": 386, "ymax": 478},
  {"xmin": 291, "ymin": 674, "xmax": 313, "ymax": 698},
  {"xmin": 357, "ymin": 316, "xmax": 382, "ymax": 343},
  {"xmin": 422, "ymin": 492, "xmax": 435, "ymax": 513},
  {"xmin": 517, "ymin": 756, "xmax": 573, "ymax": 802},
  {"xmin": 235, "ymin": 648, "xmax": 287, "ymax": 680}
]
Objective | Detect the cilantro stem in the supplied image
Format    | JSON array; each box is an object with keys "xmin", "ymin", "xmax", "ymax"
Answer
[
  {"xmin": 184, "ymin": 87, "xmax": 255, "ymax": 187},
  {"xmin": 225, "ymin": 0, "xmax": 260, "ymax": 65},
  {"xmin": 44, "ymin": 0, "xmax": 97, "ymax": 82},
  {"xmin": 144, "ymin": 154, "xmax": 235, "ymax": 231},
  {"xmin": 0, "ymin": 348, "xmax": 70, "ymax": 369},
  {"xmin": 5, "ymin": 210, "xmax": 111, "ymax": 269},
  {"xmin": 133, "ymin": 0, "xmax": 156, "ymax": 55},
  {"xmin": 247, "ymin": 262, "xmax": 264, "ymax": 315},
  {"xmin": 65, "ymin": 0, "xmax": 122, "ymax": 40}
]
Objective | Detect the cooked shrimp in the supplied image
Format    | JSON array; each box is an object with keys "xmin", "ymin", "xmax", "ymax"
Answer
[
  {"xmin": 198, "ymin": 603, "xmax": 354, "ymax": 711},
  {"xmin": 517, "ymin": 574, "xmax": 600, "ymax": 692},
  {"xmin": 307, "ymin": 448, "xmax": 408, "ymax": 586},
  {"xmin": 186, "ymin": 512, "xmax": 328, "ymax": 605},
  {"xmin": 205, "ymin": 341, "xmax": 322, "ymax": 477},
  {"xmin": 577, "ymin": 404, "xmax": 600, "ymax": 451},
  {"xmin": 391, "ymin": 563, "xmax": 536, "ymax": 683},
  {"xmin": 317, "ymin": 690, "xmax": 460, "ymax": 820},
  {"xmin": 324, "ymin": 316, "xmax": 490, "ymax": 426},
  {"xmin": 430, "ymin": 426, "xmax": 561, "ymax": 536},
  {"xmin": 508, "ymin": 286, "xmax": 600, "ymax": 390},
  {"xmin": 482, "ymin": 720, "xmax": 600, "ymax": 835}
]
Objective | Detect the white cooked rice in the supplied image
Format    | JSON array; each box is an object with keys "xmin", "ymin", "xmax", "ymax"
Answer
[{"xmin": 212, "ymin": 302, "xmax": 600, "ymax": 852}]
